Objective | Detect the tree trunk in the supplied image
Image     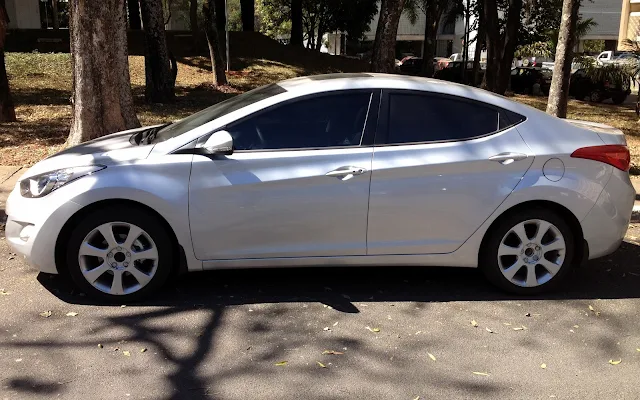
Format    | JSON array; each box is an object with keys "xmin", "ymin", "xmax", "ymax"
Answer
[
  {"xmin": 67, "ymin": 0, "xmax": 140, "ymax": 146},
  {"xmin": 315, "ymin": 21, "xmax": 325, "ymax": 52},
  {"xmin": 127, "ymin": 0, "xmax": 142, "ymax": 29},
  {"xmin": 240, "ymin": 0, "xmax": 254, "ymax": 31},
  {"xmin": 215, "ymin": 0, "xmax": 227, "ymax": 63},
  {"xmin": 371, "ymin": 0, "xmax": 405, "ymax": 73},
  {"xmin": 420, "ymin": 1, "xmax": 439, "ymax": 77},
  {"xmin": 290, "ymin": 0, "xmax": 303, "ymax": 47},
  {"xmin": 51, "ymin": 0, "xmax": 60, "ymax": 29},
  {"xmin": 496, "ymin": 0, "xmax": 522, "ymax": 94},
  {"xmin": 0, "ymin": 0, "xmax": 15, "ymax": 122},
  {"xmin": 482, "ymin": 0, "xmax": 500, "ymax": 92},
  {"xmin": 204, "ymin": 0, "xmax": 228, "ymax": 86},
  {"xmin": 190, "ymin": 0, "xmax": 199, "ymax": 51},
  {"xmin": 472, "ymin": 6, "xmax": 484, "ymax": 86},
  {"xmin": 140, "ymin": 0, "xmax": 175, "ymax": 103},
  {"xmin": 546, "ymin": 0, "xmax": 579, "ymax": 118}
]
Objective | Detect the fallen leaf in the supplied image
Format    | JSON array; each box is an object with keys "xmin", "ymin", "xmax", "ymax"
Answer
[
  {"xmin": 428, "ymin": 352, "xmax": 436, "ymax": 362},
  {"xmin": 120, "ymin": 305, "xmax": 126, "ymax": 308},
  {"xmin": 39, "ymin": 311, "xmax": 52, "ymax": 318},
  {"xmin": 609, "ymin": 359, "xmax": 621, "ymax": 365},
  {"xmin": 486, "ymin": 327, "xmax": 494, "ymax": 333},
  {"xmin": 316, "ymin": 361, "xmax": 327, "ymax": 368},
  {"xmin": 123, "ymin": 351, "xmax": 131, "ymax": 357},
  {"xmin": 472, "ymin": 372, "xmax": 490, "ymax": 376},
  {"xmin": 471, "ymin": 320, "xmax": 478, "ymax": 327},
  {"xmin": 140, "ymin": 348, "xmax": 147, "ymax": 353},
  {"xmin": 541, "ymin": 363, "xmax": 547, "ymax": 369},
  {"xmin": 573, "ymin": 325, "xmax": 579, "ymax": 328},
  {"xmin": 333, "ymin": 321, "xmax": 339, "ymax": 326},
  {"xmin": 513, "ymin": 327, "xmax": 525, "ymax": 331},
  {"xmin": 0, "ymin": 289, "xmax": 9, "ymax": 295},
  {"xmin": 588, "ymin": 305, "xmax": 595, "ymax": 312},
  {"xmin": 66, "ymin": 312, "xmax": 78, "ymax": 317},
  {"xmin": 503, "ymin": 322, "xmax": 512, "ymax": 326},
  {"xmin": 636, "ymin": 348, "xmax": 640, "ymax": 352},
  {"xmin": 97, "ymin": 344, "xmax": 103, "ymax": 349},
  {"xmin": 323, "ymin": 327, "xmax": 331, "ymax": 331},
  {"xmin": 8, "ymin": 256, "xmax": 14, "ymax": 260},
  {"xmin": 322, "ymin": 350, "xmax": 344, "ymax": 355},
  {"xmin": 274, "ymin": 361, "xmax": 287, "ymax": 366},
  {"xmin": 415, "ymin": 331, "xmax": 422, "ymax": 335},
  {"xmin": 366, "ymin": 326, "xmax": 380, "ymax": 333},
  {"xmin": 525, "ymin": 312, "xmax": 531, "ymax": 317},
  {"xmin": 413, "ymin": 397, "xmax": 421, "ymax": 400}
]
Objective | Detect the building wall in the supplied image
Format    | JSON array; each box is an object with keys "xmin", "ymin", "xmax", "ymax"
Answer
[
  {"xmin": 580, "ymin": 0, "xmax": 621, "ymax": 41},
  {"xmin": 6, "ymin": 0, "xmax": 41, "ymax": 29}
]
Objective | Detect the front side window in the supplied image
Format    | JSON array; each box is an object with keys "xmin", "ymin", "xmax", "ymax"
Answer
[
  {"xmin": 227, "ymin": 92, "xmax": 373, "ymax": 151},
  {"xmin": 386, "ymin": 93, "xmax": 522, "ymax": 144}
]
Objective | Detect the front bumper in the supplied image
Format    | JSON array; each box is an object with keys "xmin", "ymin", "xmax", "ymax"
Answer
[
  {"xmin": 5, "ymin": 185, "xmax": 82, "ymax": 274},
  {"xmin": 581, "ymin": 169, "xmax": 636, "ymax": 259}
]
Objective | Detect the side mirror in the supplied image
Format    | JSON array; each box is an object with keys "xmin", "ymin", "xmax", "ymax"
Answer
[{"xmin": 202, "ymin": 130, "xmax": 233, "ymax": 155}]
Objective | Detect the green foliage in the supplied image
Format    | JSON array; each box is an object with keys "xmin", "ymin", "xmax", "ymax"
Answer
[
  {"xmin": 583, "ymin": 39, "xmax": 604, "ymax": 53},
  {"xmin": 514, "ymin": 41, "xmax": 553, "ymax": 58},
  {"xmin": 257, "ymin": 0, "xmax": 292, "ymax": 39}
]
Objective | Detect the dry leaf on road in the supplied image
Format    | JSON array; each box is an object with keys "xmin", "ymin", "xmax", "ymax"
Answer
[
  {"xmin": 366, "ymin": 326, "xmax": 380, "ymax": 333},
  {"xmin": 316, "ymin": 361, "xmax": 327, "ymax": 368},
  {"xmin": 66, "ymin": 312, "xmax": 78, "ymax": 317},
  {"xmin": 39, "ymin": 311, "xmax": 52, "ymax": 318},
  {"xmin": 428, "ymin": 352, "xmax": 436, "ymax": 362},
  {"xmin": 486, "ymin": 327, "xmax": 495, "ymax": 333},
  {"xmin": 97, "ymin": 344, "xmax": 103, "ymax": 349},
  {"xmin": 123, "ymin": 351, "xmax": 131, "ymax": 357},
  {"xmin": 609, "ymin": 359, "xmax": 621, "ymax": 365},
  {"xmin": 274, "ymin": 361, "xmax": 287, "ymax": 366},
  {"xmin": 472, "ymin": 372, "xmax": 490, "ymax": 376},
  {"xmin": 541, "ymin": 363, "xmax": 547, "ymax": 369},
  {"xmin": 322, "ymin": 350, "xmax": 344, "ymax": 355},
  {"xmin": 140, "ymin": 348, "xmax": 147, "ymax": 353},
  {"xmin": 0, "ymin": 289, "xmax": 10, "ymax": 295},
  {"xmin": 471, "ymin": 320, "xmax": 478, "ymax": 327}
]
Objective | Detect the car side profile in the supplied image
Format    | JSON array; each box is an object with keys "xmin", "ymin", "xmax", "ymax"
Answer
[{"xmin": 5, "ymin": 73, "xmax": 636, "ymax": 301}]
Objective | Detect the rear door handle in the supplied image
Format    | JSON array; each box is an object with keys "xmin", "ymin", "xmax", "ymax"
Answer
[
  {"xmin": 489, "ymin": 152, "xmax": 528, "ymax": 165},
  {"xmin": 326, "ymin": 166, "xmax": 368, "ymax": 180}
]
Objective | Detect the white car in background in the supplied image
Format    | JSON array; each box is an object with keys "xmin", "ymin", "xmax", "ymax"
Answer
[{"xmin": 5, "ymin": 74, "xmax": 636, "ymax": 301}]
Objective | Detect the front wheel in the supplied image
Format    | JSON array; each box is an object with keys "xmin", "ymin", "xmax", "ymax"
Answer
[
  {"xmin": 481, "ymin": 208, "xmax": 576, "ymax": 294},
  {"xmin": 66, "ymin": 206, "xmax": 175, "ymax": 302}
]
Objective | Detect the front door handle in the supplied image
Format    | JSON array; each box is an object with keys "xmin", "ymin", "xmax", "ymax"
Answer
[
  {"xmin": 325, "ymin": 166, "xmax": 368, "ymax": 180},
  {"xmin": 489, "ymin": 152, "xmax": 528, "ymax": 165}
]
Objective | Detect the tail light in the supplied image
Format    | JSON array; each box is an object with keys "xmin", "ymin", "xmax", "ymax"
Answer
[{"xmin": 571, "ymin": 145, "xmax": 630, "ymax": 171}]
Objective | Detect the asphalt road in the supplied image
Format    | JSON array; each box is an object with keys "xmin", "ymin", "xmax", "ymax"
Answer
[{"xmin": 1, "ymin": 172, "xmax": 640, "ymax": 400}]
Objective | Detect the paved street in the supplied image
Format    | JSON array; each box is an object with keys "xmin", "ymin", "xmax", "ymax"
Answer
[{"xmin": 1, "ymin": 170, "xmax": 640, "ymax": 400}]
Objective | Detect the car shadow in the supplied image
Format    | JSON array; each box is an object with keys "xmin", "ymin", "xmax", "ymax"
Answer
[{"xmin": 39, "ymin": 241, "xmax": 640, "ymax": 308}]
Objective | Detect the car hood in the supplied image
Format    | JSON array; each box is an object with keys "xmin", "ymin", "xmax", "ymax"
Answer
[{"xmin": 19, "ymin": 125, "xmax": 157, "ymax": 180}]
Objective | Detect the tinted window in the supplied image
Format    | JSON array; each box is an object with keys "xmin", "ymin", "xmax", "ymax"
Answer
[
  {"xmin": 153, "ymin": 84, "xmax": 286, "ymax": 143},
  {"xmin": 387, "ymin": 93, "xmax": 517, "ymax": 144},
  {"xmin": 227, "ymin": 92, "xmax": 373, "ymax": 150}
]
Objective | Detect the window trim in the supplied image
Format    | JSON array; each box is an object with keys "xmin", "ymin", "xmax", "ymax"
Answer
[
  {"xmin": 374, "ymin": 89, "xmax": 526, "ymax": 147},
  {"xmin": 208, "ymin": 89, "xmax": 382, "ymax": 153}
]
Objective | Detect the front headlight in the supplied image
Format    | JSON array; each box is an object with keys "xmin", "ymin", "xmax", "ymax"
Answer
[{"xmin": 19, "ymin": 165, "xmax": 106, "ymax": 198}]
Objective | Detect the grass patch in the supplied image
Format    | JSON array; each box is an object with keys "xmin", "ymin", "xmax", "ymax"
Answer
[{"xmin": 1, "ymin": 51, "xmax": 639, "ymax": 172}]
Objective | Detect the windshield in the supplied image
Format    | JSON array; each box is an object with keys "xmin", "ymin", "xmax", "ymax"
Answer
[{"xmin": 152, "ymin": 83, "xmax": 287, "ymax": 144}]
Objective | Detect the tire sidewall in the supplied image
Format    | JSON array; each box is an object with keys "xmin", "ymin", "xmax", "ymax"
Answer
[
  {"xmin": 481, "ymin": 208, "xmax": 576, "ymax": 295},
  {"xmin": 66, "ymin": 206, "xmax": 174, "ymax": 303}
]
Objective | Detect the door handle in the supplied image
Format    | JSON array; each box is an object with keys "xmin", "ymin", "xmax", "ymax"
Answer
[
  {"xmin": 325, "ymin": 166, "xmax": 368, "ymax": 180},
  {"xmin": 489, "ymin": 152, "xmax": 528, "ymax": 165}
]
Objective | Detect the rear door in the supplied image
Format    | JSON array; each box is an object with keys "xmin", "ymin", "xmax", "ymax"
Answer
[{"xmin": 366, "ymin": 90, "xmax": 533, "ymax": 255}]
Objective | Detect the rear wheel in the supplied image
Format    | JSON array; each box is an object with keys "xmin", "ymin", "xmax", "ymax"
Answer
[
  {"xmin": 66, "ymin": 206, "xmax": 174, "ymax": 302},
  {"xmin": 589, "ymin": 90, "xmax": 603, "ymax": 103},
  {"xmin": 481, "ymin": 208, "xmax": 576, "ymax": 294}
]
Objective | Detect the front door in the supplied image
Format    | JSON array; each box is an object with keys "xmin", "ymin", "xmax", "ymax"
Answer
[
  {"xmin": 367, "ymin": 90, "xmax": 533, "ymax": 255},
  {"xmin": 189, "ymin": 90, "xmax": 379, "ymax": 260}
]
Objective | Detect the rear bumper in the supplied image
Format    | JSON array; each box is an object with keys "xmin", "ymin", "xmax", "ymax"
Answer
[{"xmin": 581, "ymin": 169, "xmax": 636, "ymax": 259}]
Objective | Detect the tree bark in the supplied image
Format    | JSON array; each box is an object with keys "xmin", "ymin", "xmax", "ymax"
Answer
[
  {"xmin": 471, "ymin": 5, "xmax": 484, "ymax": 86},
  {"xmin": 420, "ymin": 1, "xmax": 440, "ymax": 77},
  {"xmin": 546, "ymin": 0, "xmax": 579, "ymax": 118},
  {"xmin": 240, "ymin": 0, "xmax": 254, "ymax": 31},
  {"xmin": 67, "ymin": 0, "xmax": 140, "ymax": 146},
  {"xmin": 0, "ymin": 0, "xmax": 15, "ymax": 122},
  {"xmin": 140, "ymin": 0, "xmax": 175, "ymax": 103},
  {"xmin": 204, "ymin": 0, "xmax": 228, "ymax": 86},
  {"xmin": 190, "ymin": 0, "xmax": 199, "ymax": 50},
  {"xmin": 215, "ymin": 0, "xmax": 227, "ymax": 62},
  {"xmin": 51, "ymin": 0, "xmax": 60, "ymax": 29},
  {"xmin": 482, "ymin": 0, "xmax": 521, "ymax": 94},
  {"xmin": 127, "ymin": 0, "xmax": 142, "ymax": 29},
  {"xmin": 371, "ymin": 0, "xmax": 405, "ymax": 73},
  {"xmin": 290, "ymin": 0, "xmax": 303, "ymax": 47},
  {"xmin": 496, "ymin": 0, "xmax": 521, "ymax": 94}
]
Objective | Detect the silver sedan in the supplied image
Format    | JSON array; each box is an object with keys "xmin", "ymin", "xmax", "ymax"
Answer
[{"xmin": 5, "ymin": 74, "xmax": 636, "ymax": 301}]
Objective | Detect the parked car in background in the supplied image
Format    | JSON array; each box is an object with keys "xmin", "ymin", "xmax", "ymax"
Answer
[
  {"xmin": 434, "ymin": 61, "xmax": 484, "ymax": 84},
  {"xmin": 398, "ymin": 57, "xmax": 424, "ymax": 75},
  {"xmin": 596, "ymin": 51, "xmax": 640, "ymax": 65},
  {"xmin": 510, "ymin": 67, "xmax": 553, "ymax": 95},
  {"xmin": 569, "ymin": 68, "xmax": 631, "ymax": 104},
  {"xmin": 6, "ymin": 74, "xmax": 635, "ymax": 301}
]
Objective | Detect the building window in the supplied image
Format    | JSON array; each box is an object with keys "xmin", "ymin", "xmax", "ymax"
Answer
[{"xmin": 39, "ymin": 0, "xmax": 70, "ymax": 29}]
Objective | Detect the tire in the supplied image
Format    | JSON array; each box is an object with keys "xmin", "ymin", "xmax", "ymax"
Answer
[
  {"xmin": 480, "ymin": 208, "xmax": 576, "ymax": 295},
  {"xmin": 66, "ymin": 206, "xmax": 175, "ymax": 302},
  {"xmin": 589, "ymin": 90, "xmax": 603, "ymax": 103}
]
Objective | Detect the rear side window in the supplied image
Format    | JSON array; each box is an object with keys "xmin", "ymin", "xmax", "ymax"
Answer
[{"xmin": 386, "ymin": 93, "xmax": 523, "ymax": 144}]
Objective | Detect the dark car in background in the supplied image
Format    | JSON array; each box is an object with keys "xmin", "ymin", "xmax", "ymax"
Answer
[
  {"xmin": 398, "ymin": 57, "xmax": 424, "ymax": 75},
  {"xmin": 510, "ymin": 67, "xmax": 553, "ymax": 95},
  {"xmin": 433, "ymin": 61, "xmax": 484, "ymax": 84},
  {"xmin": 569, "ymin": 68, "xmax": 631, "ymax": 104}
]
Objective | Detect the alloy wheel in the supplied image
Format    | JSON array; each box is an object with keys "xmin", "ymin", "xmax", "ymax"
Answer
[
  {"xmin": 78, "ymin": 222, "xmax": 159, "ymax": 295},
  {"xmin": 497, "ymin": 219, "xmax": 566, "ymax": 288}
]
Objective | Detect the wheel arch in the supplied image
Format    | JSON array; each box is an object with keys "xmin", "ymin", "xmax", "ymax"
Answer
[
  {"xmin": 478, "ymin": 200, "xmax": 587, "ymax": 267},
  {"xmin": 54, "ymin": 199, "xmax": 188, "ymax": 278}
]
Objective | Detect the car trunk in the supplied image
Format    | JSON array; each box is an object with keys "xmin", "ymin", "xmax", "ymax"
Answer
[{"xmin": 565, "ymin": 119, "xmax": 627, "ymax": 146}]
